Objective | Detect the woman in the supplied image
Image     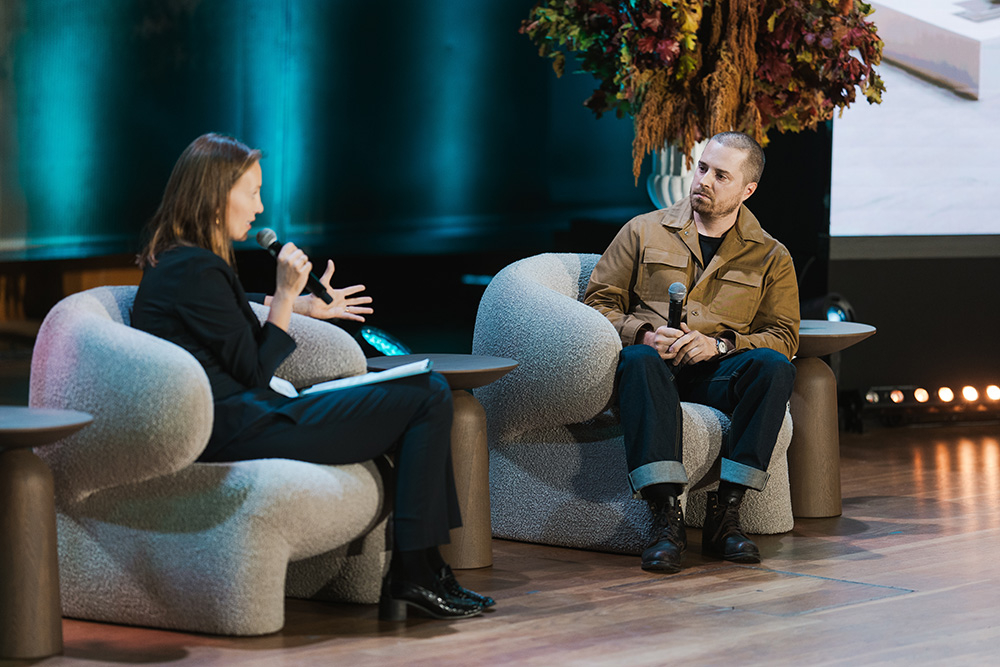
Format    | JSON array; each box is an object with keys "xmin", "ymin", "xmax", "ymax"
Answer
[{"xmin": 131, "ymin": 133, "xmax": 493, "ymax": 621}]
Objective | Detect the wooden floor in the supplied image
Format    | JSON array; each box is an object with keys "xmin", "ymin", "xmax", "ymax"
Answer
[{"xmin": 6, "ymin": 422, "xmax": 1000, "ymax": 666}]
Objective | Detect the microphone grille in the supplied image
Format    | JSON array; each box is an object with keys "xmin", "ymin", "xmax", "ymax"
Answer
[
  {"xmin": 668, "ymin": 282, "xmax": 687, "ymax": 301},
  {"xmin": 256, "ymin": 228, "xmax": 277, "ymax": 249}
]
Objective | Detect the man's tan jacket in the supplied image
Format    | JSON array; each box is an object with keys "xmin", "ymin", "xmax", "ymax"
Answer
[{"xmin": 584, "ymin": 199, "xmax": 800, "ymax": 360}]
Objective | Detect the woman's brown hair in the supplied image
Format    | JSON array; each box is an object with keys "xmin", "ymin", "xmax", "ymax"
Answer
[{"xmin": 137, "ymin": 133, "xmax": 262, "ymax": 268}]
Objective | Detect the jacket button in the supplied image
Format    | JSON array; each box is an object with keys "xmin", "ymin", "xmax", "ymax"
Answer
[{"xmin": 692, "ymin": 310, "xmax": 699, "ymax": 316}]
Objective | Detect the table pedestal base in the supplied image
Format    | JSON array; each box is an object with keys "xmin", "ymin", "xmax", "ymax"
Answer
[
  {"xmin": 0, "ymin": 448, "xmax": 63, "ymax": 659},
  {"xmin": 439, "ymin": 390, "xmax": 492, "ymax": 569},
  {"xmin": 788, "ymin": 357, "xmax": 843, "ymax": 518}
]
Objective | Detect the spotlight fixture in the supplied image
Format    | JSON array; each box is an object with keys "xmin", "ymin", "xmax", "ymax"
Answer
[
  {"xmin": 938, "ymin": 387, "xmax": 955, "ymax": 403},
  {"xmin": 914, "ymin": 388, "xmax": 930, "ymax": 403},
  {"xmin": 825, "ymin": 294, "xmax": 855, "ymax": 323},
  {"xmin": 889, "ymin": 390, "xmax": 904, "ymax": 404},
  {"xmin": 962, "ymin": 386, "xmax": 979, "ymax": 402},
  {"xmin": 987, "ymin": 385, "xmax": 1000, "ymax": 401},
  {"xmin": 801, "ymin": 293, "xmax": 856, "ymax": 323}
]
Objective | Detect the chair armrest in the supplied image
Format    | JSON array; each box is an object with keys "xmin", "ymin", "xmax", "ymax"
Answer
[
  {"xmin": 249, "ymin": 304, "xmax": 366, "ymax": 388},
  {"xmin": 473, "ymin": 255, "xmax": 622, "ymax": 439}
]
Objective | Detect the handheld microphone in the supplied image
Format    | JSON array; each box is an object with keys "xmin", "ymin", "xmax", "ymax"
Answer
[
  {"xmin": 667, "ymin": 282, "xmax": 686, "ymax": 329},
  {"xmin": 256, "ymin": 228, "xmax": 333, "ymax": 304}
]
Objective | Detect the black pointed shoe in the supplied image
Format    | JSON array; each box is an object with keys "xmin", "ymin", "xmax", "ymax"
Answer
[
  {"xmin": 437, "ymin": 565, "xmax": 496, "ymax": 609},
  {"xmin": 641, "ymin": 498, "xmax": 687, "ymax": 573},
  {"xmin": 701, "ymin": 490, "xmax": 761, "ymax": 563},
  {"xmin": 378, "ymin": 577, "xmax": 483, "ymax": 621}
]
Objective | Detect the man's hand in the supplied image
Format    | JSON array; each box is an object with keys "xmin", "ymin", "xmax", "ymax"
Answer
[
  {"xmin": 667, "ymin": 323, "xmax": 719, "ymax": 366},
  {"xmin": 643, "ymin": 325, "xmax": 685, "ymax": 360},
  {"xmin": 293, "ymin": 260, "xmax": 374, "ymax": 322}
]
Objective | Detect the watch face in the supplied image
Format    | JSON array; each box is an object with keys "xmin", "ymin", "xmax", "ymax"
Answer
[{"xmin": 718, "ymin": 339, "xmax": 728, "ymax": 354}]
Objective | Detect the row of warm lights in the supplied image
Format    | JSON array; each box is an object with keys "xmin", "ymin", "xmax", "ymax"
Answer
[
  {"xmin": 867, "ymin": 385, "xmax": 1000, "ymax": 404},
  {"xmin": 932, "ymin": 385, "xmax": 1000, "ymax": 403}
]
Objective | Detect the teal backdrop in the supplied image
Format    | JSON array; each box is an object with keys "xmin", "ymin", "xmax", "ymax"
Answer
[{"xmin": 0, "ymin": 0, "xmax": 649, "ymax": 261}]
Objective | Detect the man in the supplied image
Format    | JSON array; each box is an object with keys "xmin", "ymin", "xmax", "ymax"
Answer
[{"xmin": 584, "ymin": 131, "xmax": 799, "ymax": 573}]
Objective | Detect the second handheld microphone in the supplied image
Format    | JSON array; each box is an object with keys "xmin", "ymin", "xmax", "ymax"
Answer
[
  {"xmin": 256, "ymin": 228, "xmax": 333, "ymax": 304},
  {"xmin": 667, "ymin": 282, "xmax": 686, "ymax": 329}
]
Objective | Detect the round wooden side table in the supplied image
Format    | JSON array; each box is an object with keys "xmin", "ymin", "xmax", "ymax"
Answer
[
  {"xmin": 788, "ymin": 321, "xmax": 876, "ymax": 518},
  {"xmin": 0, "ymin": 406, "xmax": 92, "ymax": 659},
  {"xmin": 367, "ymin": 354, "xmax": 517, "ymax": 569}
]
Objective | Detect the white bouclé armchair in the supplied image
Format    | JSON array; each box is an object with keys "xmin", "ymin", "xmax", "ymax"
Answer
[
  {"xmin": 472, "ymin": 253, "xmax": 794, "ymax": 555},
  {"xmin": 29, "ymin": 285, "xmax": 388, "ymax": 636}
]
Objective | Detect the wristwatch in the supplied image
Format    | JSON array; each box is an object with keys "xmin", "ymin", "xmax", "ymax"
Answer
[{"xmin": 715, "ymin": 337, "xmax": 729, "ymax": 356}]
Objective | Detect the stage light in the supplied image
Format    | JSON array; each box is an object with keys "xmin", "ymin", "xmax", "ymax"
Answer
[
  {"xmin": 358, "ymin": 327, "xmax": 411, "ymax": 356},
  {"xmin": 859, "ymin": 383, "xmax": 1000, "ymax": 428},
  {"xmin": 825, "ymin": 294, "xmax": 855, "ymax": 322},
  {"xmin": 800, "ymin": 293, "xmax": 856, "ymax": 323}
]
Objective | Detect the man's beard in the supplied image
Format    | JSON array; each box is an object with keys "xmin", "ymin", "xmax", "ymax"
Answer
[{"xmin": 690, "ymin": 189, "xmax": 741, "ymax": 219}]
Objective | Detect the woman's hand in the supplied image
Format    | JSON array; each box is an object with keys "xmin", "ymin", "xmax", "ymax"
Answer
[
  {"xmin": 296, "ymin": 260, "xmax": 374, "ymax": 321},
  {"xmin": 275, "ymin": 243, "xmax": 311, "ymax": 297},
  {"xmin": 267, "ymin": 242, "xmax": 311, "ymax": 332}
]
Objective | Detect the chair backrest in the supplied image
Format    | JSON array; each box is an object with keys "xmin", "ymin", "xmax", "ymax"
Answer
[
  {"xmin": 472, "ymin": 253, "xmax": 622, "ymax": 439},
  {"xmin": 495, "ymin": 252, "xmax": 602, "ymax": 303},
  {"xmin": 30, "ymin": 286, "xmax": 214, "ymax": 503}
]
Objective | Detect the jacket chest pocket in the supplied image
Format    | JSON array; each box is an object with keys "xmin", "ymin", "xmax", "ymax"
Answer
[
  {"xmin": 709, "ymin": 268, "xmax": 762, "ymax": 324},
  {"xmin": 638, "ymin": 248, "xmax": 690, "ymax": 302}
]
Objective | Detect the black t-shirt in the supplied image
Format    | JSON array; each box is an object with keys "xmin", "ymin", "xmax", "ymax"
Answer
[{"xmin": 699, "ymin": 230, "xmax": 728, "ymax": 267}]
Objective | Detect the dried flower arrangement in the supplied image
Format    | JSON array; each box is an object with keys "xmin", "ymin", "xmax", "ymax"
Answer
[{"xmin": 522, "ymin": 0, "xmax": 885, "ymax": 181}]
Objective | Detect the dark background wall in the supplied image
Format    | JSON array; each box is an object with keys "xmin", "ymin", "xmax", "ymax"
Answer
[{"xmin": 830, "ymin": 256, "xmax": 1000, "ymax": 392}]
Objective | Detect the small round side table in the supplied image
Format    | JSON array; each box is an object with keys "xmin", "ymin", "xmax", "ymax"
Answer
[
  {"xmin": 788, "ymin": 321, "xmax": 875, "ymax": 518},
  {"xmin": 367, "ymin": 354, "xmax": 517, "ymax": 569},
  {"xmin": 0, "ymin": 406, "xmax": 92, "ymax": 659}
]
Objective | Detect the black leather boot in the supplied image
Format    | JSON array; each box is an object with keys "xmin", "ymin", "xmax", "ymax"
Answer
[
  {"xmin": 378, "ymin": 576, "xmax": 483, "ymax": 621},
  {"xmin": 437, "ymin": 564, "xmax": 496, "ymax": 609},
  {"xmin": 641, "ymin": 497, "xmax": 687, "ymax": 573},
  {"xmin": 701, "ymin": 489, "xmax": 761, "ymax": 563}
]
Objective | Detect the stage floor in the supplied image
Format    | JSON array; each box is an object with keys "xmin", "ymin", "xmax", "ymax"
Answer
[{"xmin": 13, "ymin": 421, "xmax": 999, "ymax": 666}]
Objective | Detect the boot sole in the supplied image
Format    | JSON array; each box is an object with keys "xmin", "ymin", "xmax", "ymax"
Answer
[
  {"xmin": 379, "ymin": 596, "xmax": 483, "ymax": 621},
  {"xmin": 702, "ymin": 548, "xmax": 761, "ymax": 564},
  {"xmin": 641, "ymin": 559, "xmax": 683, "ymax": 573},
  {"xmin": 723, "ymin": 553, "xmax": 761, "ymax": 564}
]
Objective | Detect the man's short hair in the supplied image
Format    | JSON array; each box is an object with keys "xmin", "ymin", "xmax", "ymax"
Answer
[{"xmin": 709, "ymin": 132, "xmax": 765, "ymax": 185}]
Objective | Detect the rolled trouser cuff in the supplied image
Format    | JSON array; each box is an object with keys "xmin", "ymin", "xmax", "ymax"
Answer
[
  {"xmin": 629, "ymin": 460, "xmax": 689, "ymax": 498},
  {"xmin": 721, "ymin": 457, "xmax": 769, "ymax": 491}
]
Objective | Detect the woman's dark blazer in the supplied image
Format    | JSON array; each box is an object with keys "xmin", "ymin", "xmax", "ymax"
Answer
[{"xmin": 131, "ymin": 245, "xmax": 299, "ymax": 458}]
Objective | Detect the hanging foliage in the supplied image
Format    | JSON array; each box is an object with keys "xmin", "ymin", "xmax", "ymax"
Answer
[{"xmin": 521, "ymin": 0, "xmax": 885, "ymax": 182}]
